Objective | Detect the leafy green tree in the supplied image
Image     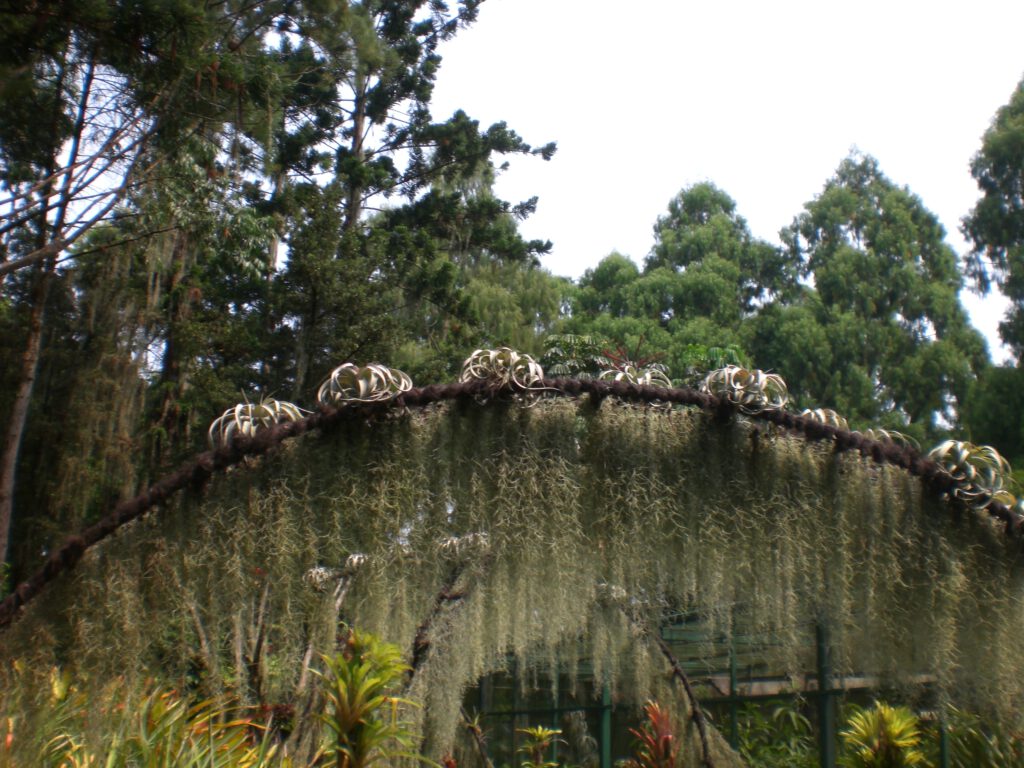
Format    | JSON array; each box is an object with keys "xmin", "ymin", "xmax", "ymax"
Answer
[
  {"xmin": 0, "ymin": 0, "xmax": 556, "ymax": 577},
  {"xmin": 647, "ymin": 182, "xmax": 798, "ymax": 312},
  {"xmin": 963, "ymin": 76, "xmax": 1024, "ymax": 354},
  {"xmin": 961, "ymin": 364, "xmax": 1024, "ymax": 471},
  {"xmin": 773, "ymin": 154, "xmax": 986, "ymax": 434}
]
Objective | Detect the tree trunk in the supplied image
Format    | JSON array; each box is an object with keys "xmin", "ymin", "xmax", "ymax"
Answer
[
  {"xmin": 0, "ymin": 51, "xmax": 93, "ymax": 568},
  {"xmin": 0, "ymin": 266, "xmax": 52, "ymax": 566}
]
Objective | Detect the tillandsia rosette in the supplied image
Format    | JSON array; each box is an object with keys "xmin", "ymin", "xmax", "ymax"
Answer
[
  {"xmin": 302, "ymin": 553, "xmax": 368, "ymax": 592},
  {"xmin": 208, "ymin": 396, "xmax": 306, "ymax": 448},
  {"xmin": 801, "ymin": 408, "xmax": 850, "ymax": 431},
  {"xmin": 927, "ymin": 439, "xmax": 1012, "ymax": 509},
  {"xmin": 437, "ymin": 532, "xmax": 490, "ymax": 559},
  {"xmin": 700, "ymin": 365, "xmax": 789, "ymax": 414},
  {"xmin": 597, "ymin": 363, "xmax": 672, "ymax": 388},
  {"xmin": 857, "ymin": 427, "xmax": 920, "ymax": 450},
  {"xmin": 459, "ymin": 347, "xmax": 546, "ymax": 394},
  {"xmin": 317, "ymin": 362, "xmax": 413, "ymax": 405}
]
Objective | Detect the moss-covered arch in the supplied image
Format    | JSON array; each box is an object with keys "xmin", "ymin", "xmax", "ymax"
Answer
[{"xmin": 2, "ymin": 382, "xmax": 1023, "ymax": 765}]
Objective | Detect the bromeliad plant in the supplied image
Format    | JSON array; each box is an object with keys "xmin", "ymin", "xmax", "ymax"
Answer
[
  {"xmin": 839, "ymin": 702, "xmax": 925, "ymax": 768},
  {"xmin": 208, "ymin": 395, "xmax": 306, "ymax": 448},
  {"xmin": 701, "ymin": 365, "xmax": 789, "ymax": 414},
  {"xmin": 315, "ymin": 629, "xmax": 423, "ymax": 768},
  {"xmin": 516, "ymin": 727, "xmax": 563, "ymax": 768},
  {"xmin": 317, "ymin": 363, "xmax": 413, "ymax": 406}
]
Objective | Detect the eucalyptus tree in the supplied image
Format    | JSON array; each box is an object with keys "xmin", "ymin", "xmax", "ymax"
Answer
[
  {"xmin": 647, "ymin": 182, "xmax": 799, "ymax": 313},
  {"xmin": 963, "ymin": 75, "xmax": 1024, "ymax": 354},
  {"xmin": 774, "ymin": 154, "xmax": 987, "ymax": 433}
]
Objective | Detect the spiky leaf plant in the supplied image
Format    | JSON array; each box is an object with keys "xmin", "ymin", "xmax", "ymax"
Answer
[
  {"xmin": 928, "ymin": 440, "xmax": 1011, "ymax": 508},
  {"xmin": 7, "ymin": 673, "xmax": 281, "ymax": 767},
  {"xmin": 701, "ymin": 365, "xmax": 788, "ymax": 413},
  {"xmin": 317, "ymin": 363, "xmax": 413, "ymax": 406},
  {"xmin": 516, "ymin": 727, "xmax": 562, "ymax": 768},
  {"xmin": 839, "ymin": 702, "xmax": 925, "ymax": 767},
  {"xmin": 209, "ymin": 395, "xmax": 306, "ymax": 448},
  {"xmin": 316, "ymin": 630, "xmax": 420, "ymax": 768},
  {"xmin": 459, "ymin": 348, "xmax": 545, "ymax": 392}
]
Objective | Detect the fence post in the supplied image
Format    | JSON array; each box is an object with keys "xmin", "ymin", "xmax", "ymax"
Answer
[
  {"xmin": 729, "ymin": 630, "xmax": 739, "ymax": 749},
  {"xmin": 816, "ymin": 623, "xmax": 837, "ymax": 768},
  {"xmin": 600, "ymin": 683, "xmax": 612, "ymax": 768}
]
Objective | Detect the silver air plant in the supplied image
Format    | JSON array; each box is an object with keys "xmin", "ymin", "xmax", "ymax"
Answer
[
  {"xmin": 317, "ymin": 362, "xmax": 412, "ymax": 405},
  {"xmin": 857, "ymin": 427, "xmax": 919, "ymax": 450},
  {"xmin": 928, "ymin": 440, "xmax": 1012, "ymax": 509},
  {"xmin": 598, "ymin": 363, "xmax": 672, "ymax": 388},
  {"xmin": 801, "ymin": 408, "xmax": 850, "ymax": 431},
  {"xmin": 437, "ymin": 532, "xmax": 490, "ymax": 560},
  {"xmin": 460, "ymin": 347, "xmax": 546, "ymax": 393},
  {"xmin": 302, "ymin": 553, "xmax": 369, "ymax": 593},
  {"xmin": 701, "ymin": 365, "xmax": 789, "ymax": 414},
  {"xmin": 208, "ymin": 395, "xmax": 306, "ymax": 448}
]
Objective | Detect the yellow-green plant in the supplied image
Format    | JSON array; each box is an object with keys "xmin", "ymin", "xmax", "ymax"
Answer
[
  {"xmin": 208, "ymin": 395, "xmax": 306, "ymax": 448},
  {"xmin": 26, "ymin": 674, "xmax": 280, "ymax": 768},
  {"xmin": 839, "ymin": 702, "xmax": 925, "ymax": 768},
  {"xmin": 317, "ymin": 363, "xmax": 413, "ymax": 406},
  {"xmin": 315, "ymin": 630, "xmax": 423, "ymax": 768},
  {"xmin": 516, "ymin": 726, "xmax": 562, "ymax": 768}
]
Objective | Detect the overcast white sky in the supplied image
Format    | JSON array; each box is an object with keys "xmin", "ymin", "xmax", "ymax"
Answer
[{"xmin": 429, "ymin": 0, "xmax": 1024, "ymax": 362}]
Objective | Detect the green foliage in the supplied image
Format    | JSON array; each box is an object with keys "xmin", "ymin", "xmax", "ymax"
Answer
[
  {"xmin": 541, "ymin": 335, "xmax": 608, "ymax": 378},
  {"xmin": 317, "ymin": 630, "xmax": 422, "ymax": 768},
  {"xmin": 773, "ymin": 153, "xmax": 986, "ymax": 434},
  {"xmin": 839, "ymin": 702, "xmax": 925, "ymax": 768},
  {"xmin": 0, "ymin": 0, "xmax": 558, "ymax": 579},
  {"xmin": 926, "ymin": 707, "xmax": 1024, "ymax": 767},
  {"xmin": 735, "ymin": 701, "xmax": 816, "ymax": 768},
  {"xmin": 962, "ymin": 364, "xmax": 1024, "ymax": 467},
  {"xmin": 647, "ymin": 182, "xmax": 798, "ymax": 312},
  {"xmin": 963, "ymin": 76, "xmax": 1024, "ymax": 353},
  {"xmin": 1, "ymin": 670, "xmax": 282, "ymax": 767}
]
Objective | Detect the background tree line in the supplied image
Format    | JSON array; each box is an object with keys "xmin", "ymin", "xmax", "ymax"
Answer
[{"xmin": 0, "ymin": 0, "xmax": 1022, "ymax": 591}]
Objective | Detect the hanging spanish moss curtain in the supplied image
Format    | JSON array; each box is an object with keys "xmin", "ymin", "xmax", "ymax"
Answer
[{"xmin": 4, "ymin": 398, "xmax": 1022, "ymax": 760}]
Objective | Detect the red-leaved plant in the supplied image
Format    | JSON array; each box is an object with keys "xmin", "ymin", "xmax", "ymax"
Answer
[{"xmin": 624, "ymin": 701, "xmax": 681, "ymax": 768}]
